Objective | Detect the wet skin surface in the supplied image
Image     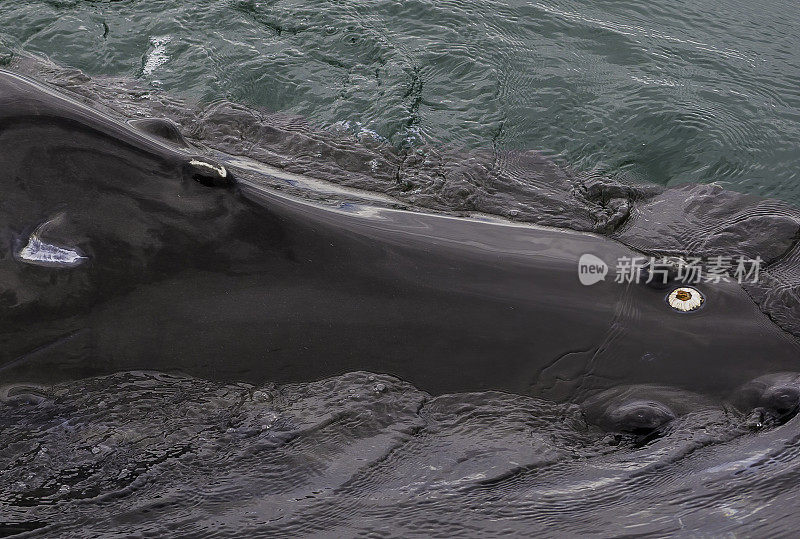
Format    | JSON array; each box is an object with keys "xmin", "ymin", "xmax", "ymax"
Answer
[{"xmin": 1, "ymin": 70, "xmax": 799, "ymax": 420}]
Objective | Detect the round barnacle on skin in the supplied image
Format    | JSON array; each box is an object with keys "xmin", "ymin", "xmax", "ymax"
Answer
[
  {"xmin": 184, "ymin": 157, "xmax": 234, "ymax": 188},
  {"xmin": 666, "ymin": 286, "xmax": 704, "ymax": 312}
]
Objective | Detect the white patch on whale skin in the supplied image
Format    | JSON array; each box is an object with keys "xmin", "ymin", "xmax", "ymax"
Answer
[
  {"xmin": 18, "ymin": 236, "xmax": 86, "ymax": 268},
  {"xmin": 16, "ymin": 217, "xmax": 86, "ymax": 269},
  {"xmin": 189, "ymin": 159, "xmax": 227, "ymax": 178}
]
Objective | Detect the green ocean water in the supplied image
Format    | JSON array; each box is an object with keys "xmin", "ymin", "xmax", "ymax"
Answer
[{"xmin": 1, "ymin": 0, "xmax": 799, "ymax": 202}]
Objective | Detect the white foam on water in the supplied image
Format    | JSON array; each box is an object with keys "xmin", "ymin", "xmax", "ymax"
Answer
[{"xmin": 143, "ymin": 36, "xmax": 172, "ymax": 76}]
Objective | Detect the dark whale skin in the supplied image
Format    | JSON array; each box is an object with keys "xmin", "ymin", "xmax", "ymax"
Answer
[{"xmin": 1, "ymin": 69, "xmax": 799, "ymax": 409}]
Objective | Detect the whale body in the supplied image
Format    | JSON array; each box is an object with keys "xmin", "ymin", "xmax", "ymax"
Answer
[{"xmin": 1, "ymin": 70, "xmax": 799, "ymax": 430}]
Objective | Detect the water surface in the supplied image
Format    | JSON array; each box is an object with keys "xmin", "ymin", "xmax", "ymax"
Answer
[{"xmin": 2, "ymin": 0, "xmax": 800, "ymax": 200}]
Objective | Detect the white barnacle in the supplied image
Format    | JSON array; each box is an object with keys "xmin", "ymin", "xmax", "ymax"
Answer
[
  {"xmin": 189, "ymin": 159, "xmax": 227, "ymax": 178},
  {"xmin": 16, "ymin": 216, "xmax": 86, "ymax": 269},
  {"xmin": 667, "ymin": 287, "xmax": 704, "ymax": 312}
]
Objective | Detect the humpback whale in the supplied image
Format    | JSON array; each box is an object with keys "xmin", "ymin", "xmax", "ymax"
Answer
[{"xmin": 2, "ymin": 69, "xmax": 799, "ymax": 431}]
